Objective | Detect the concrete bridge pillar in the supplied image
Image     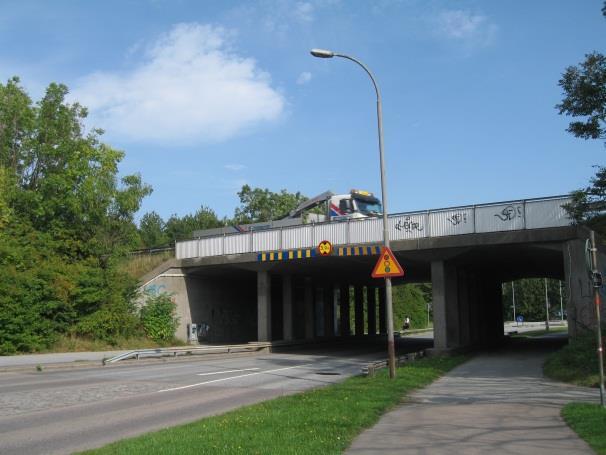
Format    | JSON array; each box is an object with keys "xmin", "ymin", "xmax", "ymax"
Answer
[
  {"xmin": 457, "ymin": 270, "xmax": 471, "ymax": 347},
  {"xmin": 324, "ymin": 285, "xmax": 335, "ymax": 337},
  {"xmin": 282, "ymin": 275, "xmax": 293, "ymax": 341},
  {"xmin": 564, "ymin": 239, "xmax": 601, "ymax": 337},
  {"xmin": 431, "ymin": 260, "xmax": 461, "ymax": 351},
  {"xmin": 257, "ymin": 271, "xmax": 272, "ymax": 342},
  {"xmin": 304, "ymin": 277, "xmax": 314, "ymax": 340},
  {"xmin": 367, "ymin": 287, "xmax": 377, "ymax": 335},
  {"xmin": 379, "ymin": 287, "xmax": 386, "ymax": 334},
  {"xmin": 354, "ymin": 286, "xmax": 365, "ymax": 336},
  {"xmin": 339, "ymin": 284, "xmax": 350, "ymax": 336}
]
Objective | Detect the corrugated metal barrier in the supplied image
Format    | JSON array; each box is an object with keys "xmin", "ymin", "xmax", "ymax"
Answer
[{"xmin": 176, "ymin": 196, "xmax": 571, "ymax": 260}]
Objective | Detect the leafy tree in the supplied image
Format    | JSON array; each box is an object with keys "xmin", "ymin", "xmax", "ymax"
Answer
[
  {"xmin": 557, "ymin": 3, "xmax": 606, "ymax": 228},
  {"xmin": 234, "ymin": 185, "xmax": 307, "ymax": 223},
  {"xmin": 139, "ymin": 211, "xmax": 169, "ymax": 248},
  {"xmin": 392, "ymin": 284, "xmax": 430, "ymax": 330},
  {"xmin": 502, "ymin": 278, "xmax": 565, "ymax": 322},
  {"xmin": 0, "ymin": 77, "xmax": 151, "ymax": 352},
  {"xmin": 164, "ymin": 205, "xmax": 222, "ymax": 241},
  {"xmin": 557, "ymin": 52, "xmax": 606, "ymax": 142}
]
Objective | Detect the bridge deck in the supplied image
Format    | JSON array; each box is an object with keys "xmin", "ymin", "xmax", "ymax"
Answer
[{"xmin": 176, "ymin": 196, "xmax": 571, "ymax": 260}]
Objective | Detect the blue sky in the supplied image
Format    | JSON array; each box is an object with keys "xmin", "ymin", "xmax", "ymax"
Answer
[{"xmin": 1, "ymin": 0, "xmax": 604, "ymax": 220}]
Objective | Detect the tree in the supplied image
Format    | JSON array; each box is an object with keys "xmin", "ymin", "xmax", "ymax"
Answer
[
  {"xmin": 557, "ymin": 52, "xmax": 606, "ymax": 143},
  {"xmin": 164, "ymin": 206, "xmax": 222, "ymax": 241},
  {"xmin": 0, "ymin": 77, "xmax": 152, "ymax": 352},
  {"xmin": 234, "ymin": 184, "xmax": 307, "ymax": 223},
  {"xmin": 139, "ymin": 211, "xmax": 169, "ymax": 248},
  {"xmin": 557, "ymin": 3, "xmax": 606, "ymax": 228}
]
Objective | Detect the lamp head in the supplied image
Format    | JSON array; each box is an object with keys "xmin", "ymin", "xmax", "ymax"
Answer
[{"xmin": 310, "ymin": 48, "xmax": 335, "ymax": 58}]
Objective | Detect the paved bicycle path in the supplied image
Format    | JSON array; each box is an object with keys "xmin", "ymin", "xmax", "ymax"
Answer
[{"xmin": 347, "ymin": 344, "xmax": 598, "ymax": 454}]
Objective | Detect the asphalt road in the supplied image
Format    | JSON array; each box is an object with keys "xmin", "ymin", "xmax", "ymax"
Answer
[{"xmin": 0, "ymin": 337, "xmax": 431, "ymax": 455}]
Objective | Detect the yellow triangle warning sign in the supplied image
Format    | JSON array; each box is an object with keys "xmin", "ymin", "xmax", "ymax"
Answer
[{"xmin": 372, "ymin": 247, "xmax": 405, "ymax": 278}]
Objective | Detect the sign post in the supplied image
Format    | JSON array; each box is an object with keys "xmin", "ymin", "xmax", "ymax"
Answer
[{"xmin": 589, "ymin": 231, "xmax": 606, "ymax": 407}]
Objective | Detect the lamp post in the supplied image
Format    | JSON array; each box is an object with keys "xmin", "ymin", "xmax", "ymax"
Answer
[{"xmin": 310, "ymin": 48, "xmax": 397, "ymax": 378}]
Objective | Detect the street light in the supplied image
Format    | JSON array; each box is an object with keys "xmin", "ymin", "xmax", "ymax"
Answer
[{"xmin": 310, "ymin": 48, "xmax": 397, "ymax": 378}]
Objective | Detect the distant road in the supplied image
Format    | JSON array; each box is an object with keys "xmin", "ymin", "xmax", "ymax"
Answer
[{"xmin": 0, "ymin": 338, "xmax": 430, "ymax": 455}]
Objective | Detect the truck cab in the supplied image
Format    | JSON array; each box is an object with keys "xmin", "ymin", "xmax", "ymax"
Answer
[{"xmin": 328, "ymin": 190, "xmax": 383, "ymax": 220}]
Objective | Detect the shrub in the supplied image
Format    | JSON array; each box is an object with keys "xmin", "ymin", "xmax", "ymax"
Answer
[{"xmin": 140, "ymin": 292, "xmax": 179, "ymax": 342}]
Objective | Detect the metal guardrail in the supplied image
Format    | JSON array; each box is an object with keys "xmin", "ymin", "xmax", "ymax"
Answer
[
  {"xmin": 103, "ymin": 342, "xmax": 272, "ymax": 364},
  {"xmin": 362, "ymin": 350, "xmax": 426, "ymax": 376}
]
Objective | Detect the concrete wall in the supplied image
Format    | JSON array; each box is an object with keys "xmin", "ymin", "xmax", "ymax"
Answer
[
  {"xmin": 563, "ymin": 239, "xmax": 606, "ymax": 337},
  {"xmin": 140, "ymin": 268, "xmax": 256, "ymax": 343}
]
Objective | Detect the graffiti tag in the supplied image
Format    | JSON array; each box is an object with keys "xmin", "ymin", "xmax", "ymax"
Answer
[
  {"xmin": 446, "ymin": 212, "xmax": 467, "ymax": 226},
  {"xmin": 395, "ymin": 216, "xmax": 424, "ymax": 233},
  {"xmin": 494, "ymin": 205, "xmax": 522, "ymax": 222},
  {"xmin": 144, "ymin": 284, "xmax": 166, "ymax": 296}
]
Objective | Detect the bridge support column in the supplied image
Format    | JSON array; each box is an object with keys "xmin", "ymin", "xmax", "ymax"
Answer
[
  {"xmin": 304, "ymin": 277, "xmax": 314, "ymax": 340},
  {"xmin": 457, "ymin": 270, "xmax": 471, "ymax": 347},
  {"xmin": 257, "ymin": 271, "xmax": 272, "ymax": 342},
  {"xmin": 282, "ymin": 275, "xmax": 293, "ymax": 341},
  {"xmin": 564, "ymin": 239, "xmax": 599, "ymax": 337},
  {"xmin": 467, "ymin": 272, "xmax": 481, "ymax": 346},
  {"xmin": 339, "ymin": 284, "xmax": 350, "ymax": 336},
  {"xmin": 379, "ymin": 287, "xmax": 386, "ymax": 334},
  {"xmin": 430, "ymin": 260, "xmax": 460, "ymax": 352},
  {"xmin": 354, "ymin": 286, "xmax": 365, "ymax": 336},
  {"xmin": 479, "ymin": 277, "xmax": 504, "ymax": 347},
  {"xmin": 324, "ymin": 285, "xmax": 335, "ymax": 337},
  {"xmin": 367, "ymin": 287, "xmax": 377, "ymax": 335}
]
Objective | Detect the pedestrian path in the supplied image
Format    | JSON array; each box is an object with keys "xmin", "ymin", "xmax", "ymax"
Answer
[{"xmin": 347, "ymin": 344, "xmax": 598, "ymax": 454}]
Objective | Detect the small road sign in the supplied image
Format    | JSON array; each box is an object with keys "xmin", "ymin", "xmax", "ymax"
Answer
[
  {"xmin": 516, "ymin": 315, "xmax": 524, "ymax": 323},
  {"xmin": 318, "ymin": 240, "xmax": 333, "ymax": 256},
  {"xmin": 372, "ymin": 247, "xmax": 404, "ymax": 278}
]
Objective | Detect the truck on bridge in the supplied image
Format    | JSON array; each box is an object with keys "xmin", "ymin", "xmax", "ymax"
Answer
[{"xmin": 192, "ymin": 189, "xmax": 382, "ymax": 238}]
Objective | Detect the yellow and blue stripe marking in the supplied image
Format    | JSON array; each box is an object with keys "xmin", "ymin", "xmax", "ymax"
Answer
[
  {"xmin": 257, "ymin": 245, "xmax": 381, "ymax": 262},
  {"xmin": 337, "ymin": 245, "xmax": 381, "ymax": 257}
]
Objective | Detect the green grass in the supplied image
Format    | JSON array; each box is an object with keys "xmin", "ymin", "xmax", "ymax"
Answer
[
  {"xmin": 81, "ymin": 355, "xmax": 466, "ymax": 455},
  {"xmin": 118, "ymin": 250, "xmax": 174, "ymax": 280},
  {"xmin": 544, "ymin": 331, "xmax": 602, "ymax": 387},
  {"xmin": 562, "ymin": 403, "xmax": 606, "ymax": 454},
  {"xmin": 35, "ymin": 335, "xmax": 185, "ymax": 354},
  {"xmin": 511, "ymin": 326, "xmax": 568, "ymax": 338}
]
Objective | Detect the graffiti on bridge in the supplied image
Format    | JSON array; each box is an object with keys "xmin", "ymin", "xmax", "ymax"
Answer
[
  {"xmin": 395, "ymin": 216, "xmax": 424, "ymax": 233},
  {"xmin": 494, "ymin": 205, "xmax": 523, "ymax": 222}
]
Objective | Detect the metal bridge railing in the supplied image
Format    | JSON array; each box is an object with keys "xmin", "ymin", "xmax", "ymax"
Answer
[{"xmin": 177, "ymin": 195, "xmax": 572, "ymax": 260}]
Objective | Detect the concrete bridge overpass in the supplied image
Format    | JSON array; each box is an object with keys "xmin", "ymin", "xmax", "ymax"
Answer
[{"xmin": 140, "ymin": 195, "xmax": 604, "ymax": 353}]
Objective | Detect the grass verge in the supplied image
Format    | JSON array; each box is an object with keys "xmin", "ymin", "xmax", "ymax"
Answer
[
  {"xmin": 543, "ymin": 331, "xmax": 600, "ymax": 387},
  {"xmin": 36, "ymin": 335, "xmax": 185, "ymax": 354},
  {"xmin": 562, "ymin": 403, "xmax": 606, "ymax": 454},
  {"xmin": 81, "ymin": 355, "xmax": 466, "ymax": 455},
  {"xmin": 118, "ymin": 250, "xmax": 174, "ymax": 280},
  {"xmin": 510, "ymin": 327, "xmax": 567, "ymax": 338}
]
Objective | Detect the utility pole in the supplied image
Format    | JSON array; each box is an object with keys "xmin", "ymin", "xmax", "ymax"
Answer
[
  {"xmin": 560, "ymin": 281, "xmax": 564, "ymax": 322},
  {"xmin": 512, "ymin": 281, "xmax": 516, "ymax": 326}
]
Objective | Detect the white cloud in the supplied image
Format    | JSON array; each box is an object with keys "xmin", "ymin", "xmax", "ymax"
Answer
[
  {"xmin": 435, "ymin": 10, "xmax": 497, "ymax": 46},
  {"xmin": 71, "ymin": 23, "xmax": 285, "ymax": 144},
  {"xmin": 224, "ymin": 163, "xmax": 246, "ymax": 171},
  {"xmin": 296, "ymin": 71, "xmax": 312, "ymax": 85},
  {"xmin": 294, "ymin": 2, "xmax": 315, "ymax": 23}
]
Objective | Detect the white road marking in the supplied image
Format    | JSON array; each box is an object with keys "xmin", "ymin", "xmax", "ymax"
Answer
[
  {"xmin": 158, "ymin": 363, "xmax": 313, "ymax": 393},
  {"xmin": 196, "ymin": 368, "xmax": 260, "ymax": 376}
]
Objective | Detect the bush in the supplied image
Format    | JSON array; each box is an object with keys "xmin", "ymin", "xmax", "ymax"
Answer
[
  {"xmin": 544, "ymin": 329, "xmax": 603, "ymax": 387},
  {"xmin": 140, "ymin": 292, "xmax": 179, "ymax": 342}
]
